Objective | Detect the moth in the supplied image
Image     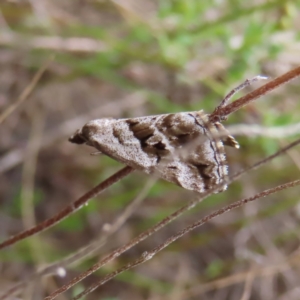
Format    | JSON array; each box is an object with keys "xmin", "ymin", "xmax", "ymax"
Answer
[{"xmin": 69, "ymin": 77, "xmax": 266, "ymax": 194}]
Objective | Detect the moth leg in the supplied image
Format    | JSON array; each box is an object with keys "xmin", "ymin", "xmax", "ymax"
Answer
[{"xmin": 90, "ymin": 151, "xmax": 102, "ymax": 156}]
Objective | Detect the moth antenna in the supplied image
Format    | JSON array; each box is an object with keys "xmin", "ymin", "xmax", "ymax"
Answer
[
  {"xmin": 209, "ymin": 66, "xmax": 300, "ymax": 123},
  {"xmin": 211, "ymin": 75, "xmax": 268, "ymax": 122},
  {"xmin": 217, "ymin": 75, "xmax": 268, "ymax": 110}
]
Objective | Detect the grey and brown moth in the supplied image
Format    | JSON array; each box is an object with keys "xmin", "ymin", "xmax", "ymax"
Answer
[{"xmin": 69, "ymin": 77, "xmax": 266, "ymax": 194}]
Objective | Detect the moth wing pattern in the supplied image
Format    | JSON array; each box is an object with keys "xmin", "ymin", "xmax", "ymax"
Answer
[{"xmin": 69, "ymin": 111, "xmax": 237, "ymax": 193}]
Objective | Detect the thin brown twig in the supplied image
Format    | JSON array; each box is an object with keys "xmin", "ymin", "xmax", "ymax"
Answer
[
  {"xmin": 0, "ymin": 166, "xmax": 134, "ymax": 250},
  {"xmin": 280, "ymin": 141, "xmax": 300, "ymax": 170},
  {"xmin": 0, "ymin": 178, "xmax": 156, "ymax": 299},
  {"xmin": 71, "ymin": 179, "xmax": 300, "ymax": 300},
  {"xmin": 0, "ymin": 58, "xmax": 52, "ymax": 124},
  {"xmin": 43, "ymin": 137, "xmax": 300, "ymax": 300}
]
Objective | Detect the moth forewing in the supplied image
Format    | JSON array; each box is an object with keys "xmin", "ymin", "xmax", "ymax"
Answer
[{"xmin": 69, "ymin": 110, "xmax": 239, "ymax": 194}]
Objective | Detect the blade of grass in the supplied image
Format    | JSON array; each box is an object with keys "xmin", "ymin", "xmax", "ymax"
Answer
[{"xmin": 0, "ymin": 58, "xmax": 52, "ymax": 124}]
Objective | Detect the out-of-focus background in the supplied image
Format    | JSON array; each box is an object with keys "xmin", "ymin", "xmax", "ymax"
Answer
[{"xmin": 1, "ymin": 1, "xmax": 300, "ymax": 299}]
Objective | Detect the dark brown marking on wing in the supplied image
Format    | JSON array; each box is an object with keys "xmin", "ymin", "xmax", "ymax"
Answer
[
  {"xmin": 165, "ymin": 165, "xmax": 183, "ymax": 187},
  {"xmin": 126, "ymin": 119, "xmax": 167, "ymax": 162},
  {"xmin": 140, "ymin": 134, "xmax": 153, "ymax": 147},
  {"xmin": 154, "ymin": 141, "xmax": 166, "ymax": 150},
  {"xmin": 176, "ymin": 133, "xmax": 192, "ymax": 144},
  {"xmin": 168, "ymin": 166, "xmax": 177, "ymax": 169},
  {"xmin": 157, "ymin": 114, "xmax": 200, "ymax": 149},
  {"xmin": 126, "ymin": 120, "xmax": 155, "ymax": 143},
  {"xmin": 160, "ymin": 114, "xmax": 175, "ymax": 129},
  {"xmin": 126, "ymin": 119, "xmax": 139, "ymax": 127},
  {"xmin": 194, "ymin": 163, "xmax": 211, "ymax": 179},
  {"xmin": 112, "ymin": 127, "xmax": 123, "ymax": 144}
]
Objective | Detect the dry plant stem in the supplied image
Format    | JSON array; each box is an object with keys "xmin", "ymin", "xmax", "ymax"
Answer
[
  {"xmin": 0, "ymin": 166, "xmax": 134, "ymax": 250},
  {"xmin": 44, "ymin": 137, "xmax": 300, "ymax": 300},
  {"xmin": 183, "ymin": 251, "xmax": 300, "ymax": 298},
  {"xmin": 21, "ymin": 110, "xmax": 45, "ymax": 260},
  {"xmin": 226, "ymin": 122, "xmax": 300, "ymax": 138},
  {"xmin": 71, "ymin": 179, "xmax": 300, "ymax": 300},
  {"xmin": 0, "ymin": 178, "xmax": 156, "ymax": 300},
  {"xmin": 280, "ymin": 141, "xmax": 300, "ymax": 170},
  {"xmin": 240, "ymin": 266, "xmax": 255, "ymax": 300},
  {"xmin": 0, "ymin": 59, "xmax": 51, "ymax": 124},
  {"xmin": 168, "ymin": 261, "xmax": 189, "ymax": 300},
  {"xmin": 210, "ymin": 65, "xmax": 300, "ymax": 121},
  {"xmin": 21, "ymin": 110, "xmax": 47, "ymax": 299},
  {"xmin": 0, "ymin": 33, "xmax": 107, "ymax": 53}
]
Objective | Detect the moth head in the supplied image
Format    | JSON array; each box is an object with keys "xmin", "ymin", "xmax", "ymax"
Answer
[
  {"xmin": 69, "ymin": 121, "xmax": 98, "ymax": 145},
  {"xmin": 69, "ymin": 119, "xmax": 112, "ymax": 146},
  {"xmin": 69, "ymin": 129, "xmax": 86, "ymax": 144}
]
